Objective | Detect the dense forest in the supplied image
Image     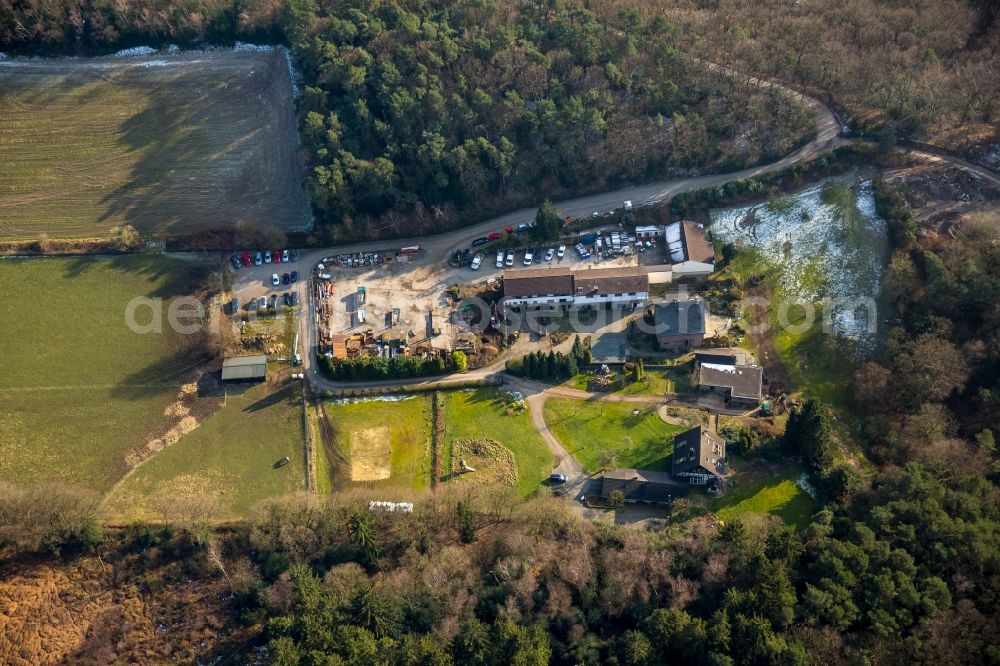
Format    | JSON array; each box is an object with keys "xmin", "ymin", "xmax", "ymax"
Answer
[{"xmin": 284, "ymin": 0, "xmax": 814, "ymax": 238}]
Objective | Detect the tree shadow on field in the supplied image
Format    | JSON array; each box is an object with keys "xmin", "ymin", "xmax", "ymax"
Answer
[
  {"xmin": 95, "ymin": 51, "xmax": 306, "ymax": 237},
  {"xmin": 59, "ymin": 254, "xmax": 210, "ymax": 298},
  {"xmin": 108, "ymin": 346, "xmax": 212, "ymax": 400}
]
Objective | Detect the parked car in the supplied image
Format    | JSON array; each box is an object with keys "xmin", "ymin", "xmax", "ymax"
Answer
[
  {"xmin": 505, "ymin": 226, "xmax": 514, "ymax": 234},
  {"xmin": 282, "ymin": 249, "xmax": 289, "ymax": 262},
  {"xmin": 269, "ymin": 294, "xmax": 278, "ymax": 309},
  {"xmin": 488, "ymin": 232, "xmax": 501, "ymax": 241},
  {"xmin": 534, "ymin": 247, "xmax": 543, "ymax": 263},
  {"xmin": 505, "ymin": 251, "xmax": 514, "ymax": 267},
  {"xmin": 289, "ymin": 292, "xmax": 299, "ymax": 306},
  {"xmin": 290, "ymin": 270, "xmax": 297, "ymax": 283},
  {"xmin": 247, "ymin": 298, "xmax": 258, "ymax": 311},
  {"xmin": 549, "ymin": 473, "xmax": 567, "ymax": 484},
  {"xmin": 271, "ymin": 273, "xmax": 279, "ymax": 286},
  {"xmin": 229, "ymin": 255, "xmax": 241, "ymax": 270},
  {"xmin": 230, "ymin": 297, "xmax": 239, "ymax": 314},
  {"xmin": 545, "ymin": 248, "xmax": 554, "ymax": 261},
  {"xmin": 623, "ymin": 200, "xmax": 633, "ymax": 210},
  {"xmin": 496, "ymin": 250, "xmax": 505, "ymax": 268},
  {"xmin": 264, "ymin": 251, "xmax": 272, "ymax": 264},
  {"xmin": 258, "ymin": 296, "xmax": 267, "ymax": 309},
  {"xmin": 282, "ymin": 272, "xmax": 290, "ymax": 284},
  {"xmin": 472, "ymin": 237, "xmax": 489, "ymax": 247},
  {"xmin": 255, "ymin": 251, "xmax": 263, "ymax": 266},
  {"xmin": 557, "ymin": 244, "xmax": 566, "ymax": 258},
  {"xmin": 241, "ymin": 252, "xmax": 252, "ymax": 267},
  {"xmin": 471, "ymin": 252, "xmax": 484, "ymax": 270},
  {"xmin": 523, "ymin": 250, "xmax": 533, "ymax": 265},
  {"xmin": 273, "ymin": 250, "xmax": 282, "ymax": 264},
  {"xmin": 289, "ymin": 249, "xmax": 298, "ymax": 262},
  {"xmin": 283, "ymin": 292, "xmax": 290, "ymax": 306},
  {"xmin": 516, "ymin": 223, "xmax": 531, "ymax": 233}
]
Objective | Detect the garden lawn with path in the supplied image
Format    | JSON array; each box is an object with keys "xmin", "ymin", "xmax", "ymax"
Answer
[
  {"xmin": 543, "ymin": 397, "xmax": 685, "ymax": 473},
  {"xmin": 443, "ymin": 388, "xmax": 554, "ymax": 497}
]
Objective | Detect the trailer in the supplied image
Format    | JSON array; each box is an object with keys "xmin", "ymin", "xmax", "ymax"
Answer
[{"xmin": 356, "ymin": 286, "xmax": 366, "ymax": 306}]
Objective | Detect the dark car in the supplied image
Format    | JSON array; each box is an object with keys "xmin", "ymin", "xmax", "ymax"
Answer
[
  {"xmin": 230, "ymin": 297, "xmax": 239, "ymax": 314},
  {"xmin": 283, "ymin": 292, "xmax": 290, "ymax": 306},
  {"xmin": 229, "ymin": 255, "xmax": 241, "ymax": 270},
  {"xmin": 269, "ymin": 294, "xmax": 278, "ymax": 309},
  {"xmin": 549, "ymin": 473, "xmax": 567, "ymax": 484},
  {"xmin": 282, "ymin": 272, "xmax": 290, "ymax": 285},
  {"xmin": 290, "ymin": 271, "xmax": 297, "ymax": 283},
  {"xmin": 472, "ymin": 237, "xmax": 489, "ymax": 247},
  {"xmin": 289, "ymin": 249, "xmax": 298, "ymax": 262},
  {"xmin": 289, "ymin": 292, "xmax": 299, "ymax": 306}
]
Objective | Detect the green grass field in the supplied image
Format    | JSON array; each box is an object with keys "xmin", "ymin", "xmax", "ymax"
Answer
[
  {"xmin": 320, "ymin": 396, "xmax": 432, "ymax": 492},
  {"xmin": 443, "ymin": 388, "xmax": 554, "ymax": 497},
  {"xmin": 708, "ymin": 461, "xmax": 815, "ymax": 530},
  {"xmin": 543, "ymin": 398, "xmax": 685, "ymax": 473},
  {"xmin": 0, "ymin": 50, "xmax": 308, "ymax": 240},
  {"xmin": 0, "ymin": 256, "xmax": 213, "ymax": 492},
  {"xmin": 104, "ymin": 383, "xmax": 306, "ymax": 519}
]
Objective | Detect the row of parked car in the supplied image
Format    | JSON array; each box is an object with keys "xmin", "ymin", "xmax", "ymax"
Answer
[
  {"xmin": 229, "ymin": 249, "xmax": 299, "ymax": 269},
  {"xmin": 270, "ymin": 271, "xmax": 298, "ymax": 286},
  {"xmin": 469, "ymin": 244, "xmax": 568, "ymax": 271},
  {"xmin": 469, "ymin": 222, "xmax": 534, "ymax": 249},
  {"xmin": 231, "ymin": 291, "xmax": 299, "ymax": 314}
]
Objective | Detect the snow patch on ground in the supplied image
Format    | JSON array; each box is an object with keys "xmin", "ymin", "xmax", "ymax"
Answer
[
  {"xmin": 710, "ymin": 177, "xmax": 889, "ymax": 350},
  {"xmin": 328, "ymin": 394, "xmax": 421, "ymax": 405},
  {"xmin": 796, "ymin": 473, "xmax": 818, "ymax": 500},
  {"xmin": 114, "ymin": 46, "xmax": 157, "ymax": 57}
]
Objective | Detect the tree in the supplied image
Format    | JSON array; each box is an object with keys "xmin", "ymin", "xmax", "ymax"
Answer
[
  {"xmin": 531, "ymin": 199, "xmax": 563, "ymax": 242},
  {"xmin": 452, "ymin": 620, "xmax": 491, "ymax": 666},
  {"xmin": 456, "ymin": 501, "xmax": 476, "ymax": 543},
  {"xmin": 891, "ymin": 334, "xmax": 971, "ymax": 408},
  {"xmin": 783, "ymin": 399, "xmax": 836, "ymax": 475},
  {"xmin": 609, "ymin": 489, "xmax": 625, "ymax": 508},
  {"xmin": 452, "ymin": 350, "xmax": 468, "ymax": 373},
  {"xmin": 347, "ymin": 510, "xmax": 381, "ymax": 565}
]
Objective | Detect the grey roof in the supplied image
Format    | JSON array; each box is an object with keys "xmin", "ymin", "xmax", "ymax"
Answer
[
  {"xmin": 654, "ymin": 299, "xmax": 705, "ymax": 337},
  {"xmin": 601, "ymin": 468, "xmax": 689, "ymax": 503},
  {"xmin": 672, "ymin": 426, "xmax": 726, "ymax": 477},
  {"xmin": 221, "ymin": 354, "xmax": 267, "ymax": 381},
  {"xmin": 699, "ymin": 363, "xmax": 763, "ymax": 401}
]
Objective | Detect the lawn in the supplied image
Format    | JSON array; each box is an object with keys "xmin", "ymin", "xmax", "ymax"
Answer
[
  {"xmin": 0, "ymin": 256, "xmax": 214, "ymax": 493},
  {"xmin": 708, "ymin": 461, "xmax": 816, "ymax": 531},
  {"xmin": 0, "ymin": 49, "xmax": 308, "ymax": 240},
  {"xmin": 319, "ymin": 395, "xmax": 432, "ymax": 492},
  {"xmin": 543, "ymin": 398, "xmax": 685, "ymax": 473},
  {"xmin": 103, "ymin": 382, "xmax": 306, "ymax": 519},
  {"xmin": 442, "ymin": 388, "xmax": 555, "ymax": 497}
]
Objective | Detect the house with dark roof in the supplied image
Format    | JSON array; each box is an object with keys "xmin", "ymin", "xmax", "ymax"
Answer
[
  {"xmin": 600, "ymin": 468, "xmax": 690, "ymax": 505},
  {"xmin": 672, "ymin": 426, "xmax": 726, "ymax": 487},
  {"xmin": 653, "ymin": 298, "xmax": 706, "ymax": 351},
  {"xmin": 697, "ymin": 358, "xmax": 763, "ymax": 409},
  {"xmin": 502, "ymin": 267, "xmax": 648, "ymax": 311}
]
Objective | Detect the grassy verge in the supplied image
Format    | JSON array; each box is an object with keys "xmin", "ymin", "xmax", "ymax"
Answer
[
  {"xmin": 0, "ymin": 256, "xmax": 212, "ymax": 493},
  {"xmin": 103, "ymin": 382, "xmax": 306, "ymax": 519},
  {"xmin": 543, "ymin": 398, "xmax": 685, "ymax": 473},
  {"xmin": 706, "ymin": 460, "xmax": 815, "ymax": 531},
  {"xmin": 442, "ymin": 388, "xmax": 554, "ymax": 497}
]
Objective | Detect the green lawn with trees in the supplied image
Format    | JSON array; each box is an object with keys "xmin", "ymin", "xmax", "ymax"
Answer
[{"xmin": 543, "ymin": 398, "xmax": 684, "ymax": 472}]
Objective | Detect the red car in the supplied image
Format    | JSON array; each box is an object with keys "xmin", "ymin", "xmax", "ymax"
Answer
[
  {"xmin": 505, "ymin": 226, "xmax": 514, "ymax": 234},
  {"xmin": 273, "ymin": 250, "xmax": 282, "ymax": 264},
  {"xmin": 488, "ymin": 232, "xmax": 501, "ymax": 241},
  {"xmin": 241, "ymin": 252, "xmax": 251, "ymax": 267}
]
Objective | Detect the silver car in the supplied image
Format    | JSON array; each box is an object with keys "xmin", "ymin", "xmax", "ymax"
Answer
[{"xmin": 505, "ymin": 251, "xmax": 514, "ymax": 267}]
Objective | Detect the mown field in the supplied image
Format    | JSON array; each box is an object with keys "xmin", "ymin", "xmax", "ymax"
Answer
[
  {"xmin": 707, "ymin": 461, "xmax": 816, "ymax": 531},
  {"xmin": 0, "ymin": 256, "xmax": 213, "ymax": 492},
  {"xmin": 443, "ymin": 388, "xmax": 554, "ymax": 497},
  {"xmin": 319, "ymin": 395, "xmax": 433, "ymax": 493},
  {"xmin": 104, "ymin": 382, "xmax": 306, "ymax": 520},
  {"xmin": 543, "ymin": 398, "xmax": 685, "ymax": 473},
  {"xmin": 0, "ymin": 49, "xmax": 308, "ymax": 240}
]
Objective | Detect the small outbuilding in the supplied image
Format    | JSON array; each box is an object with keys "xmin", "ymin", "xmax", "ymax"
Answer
[{"xmin": 221, "ymin": 354, "xmax": 267, "ymax": 382}]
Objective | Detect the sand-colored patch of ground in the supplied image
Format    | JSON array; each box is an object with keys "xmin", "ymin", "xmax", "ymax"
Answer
[
  {"xmin": 350, "ymin": 426, "xmax": 392, "ymax": 481},
  {"xmin": 124, "ymin": 382, "xmax": 211, "ymax": 469},
  {"xmin": 449, "ymin": 438, "xmax": 518, "ymax": 488}
]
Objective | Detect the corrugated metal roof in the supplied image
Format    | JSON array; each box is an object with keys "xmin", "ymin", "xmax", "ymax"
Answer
[{"xmin": 221, "ymin": 355, "xmax": 267, "ymax": 380}]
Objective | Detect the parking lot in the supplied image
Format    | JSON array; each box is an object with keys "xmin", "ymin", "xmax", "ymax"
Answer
[{"xmin": 228, "ymin": 250, "xmax": 306, "ymax": 315}]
